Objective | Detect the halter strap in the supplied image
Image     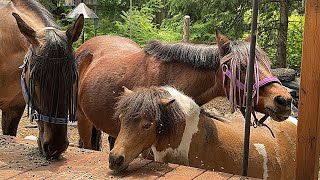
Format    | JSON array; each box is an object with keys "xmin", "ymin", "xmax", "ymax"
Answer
[
  {"xmin": 222, "ymin": 67, "xmax": 281, "ymax": 91},
  {"xmin": 220, "ymin": 53, "xmax": 281, "ymax": 138}
]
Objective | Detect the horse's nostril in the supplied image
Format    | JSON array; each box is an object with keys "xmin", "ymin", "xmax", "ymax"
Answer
[
  {"xmin": 115, "ymin": 155, "xmax": 124, "ymax": 167},
  {"xmin": 275, "ymin": 96, "xmax": 291, "ymax": 107},
  {"xmin": 43, "ymin": 142, "xmax": 49, "ymax": 153}
]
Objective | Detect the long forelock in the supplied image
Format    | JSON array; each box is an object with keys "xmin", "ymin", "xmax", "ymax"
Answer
[
  {"xmin": 26, "ymin": 29, "xmax": 77, "ymax": 119},
  {"xmin": 40, "ymin": 30, "xmax": 71, "ymax": 58},
  {"xmin": 226, "ymin": 41, "xmax": 272, "ymax": 112},
  {"xmin": 144, "ymin": 40, "xmax": 220, "ymax": 70}
]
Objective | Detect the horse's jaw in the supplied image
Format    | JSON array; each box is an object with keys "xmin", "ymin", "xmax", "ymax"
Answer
[{"xmin": 264, "ymin": 107, "xmax": 291, "ymax": 122}]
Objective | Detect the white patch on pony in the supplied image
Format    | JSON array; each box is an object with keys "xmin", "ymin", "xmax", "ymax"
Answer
[
  {"xmin": 287, "ymin": 116, "xmax": 298, "ymax": 126},
  {"xmin": 151, "ymin": 86, "xmax": 200, "ymax": 165},
  {"xmin": 254, "ymin": 143, "xmax": 268, "ymax": 180}
]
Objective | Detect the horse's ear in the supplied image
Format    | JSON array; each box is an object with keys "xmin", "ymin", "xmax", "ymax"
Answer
[
  {"xmin": 215, "ymin": 29, "xmax": 230, "ymax": 56},
  {"xmin": 66, "ymin": 14, "xmax": 84, "ymax": 43},
  {"xmin": 122, "ymin": 86, "xmax": 133, "ymax": 95},
  {"xmin": 160, "ymin": 98, "xmax": 175, "ymax": 107},
  {"xmin": 215, "ymin": 29, "xmax": 229, "ymax": 46},
  {"xmin": 12, "ymin": 13, "xmax": 38, "ymax": 45}
]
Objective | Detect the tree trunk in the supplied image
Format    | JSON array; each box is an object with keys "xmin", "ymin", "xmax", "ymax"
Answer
[{"xmin": 276, "ymin": 0, "xmax": 289, "ymax": 67}]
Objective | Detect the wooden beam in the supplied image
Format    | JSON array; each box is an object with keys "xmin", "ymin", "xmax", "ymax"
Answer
[
  {"xmin": 296, "ymin": 0, "xmax": 320, "ymax": 179},
  {"xmin": 183, "ymin": 15, "xmax": 190, "ymax": 42}
]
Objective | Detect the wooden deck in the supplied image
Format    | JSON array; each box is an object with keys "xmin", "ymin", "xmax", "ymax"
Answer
[{"xmin": 0, "ymin": 135, "xmax": 259, "ymax": 179}]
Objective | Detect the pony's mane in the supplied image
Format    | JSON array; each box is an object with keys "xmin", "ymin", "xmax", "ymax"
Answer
[
  {"xmin": 13, "ymin": 0, "xmax": 60, "ymax": 28},
  {"xmin": 144, "ymin": 41, "xmax": 220, "ymax": 70},
  {"xmin": 114, "ymin": 86, "xmax": 185, "ymax": 136},
  {"xmin": 144, "ymin": 40, "xmax": 271, "ymax": 71}
]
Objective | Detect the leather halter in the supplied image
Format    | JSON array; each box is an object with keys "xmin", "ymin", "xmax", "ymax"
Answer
[
  {"xmin": 20, "ymin": 47, "xmax": 73, "ymax": 125},
  {"xmin": 220, "ymin": 53, "xmax": 281, "ymax": 137}
]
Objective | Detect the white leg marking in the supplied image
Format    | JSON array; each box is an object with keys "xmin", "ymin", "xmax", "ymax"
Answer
[
  {"xmin": 254, "ymin": 143, "xmax": 268, "ymax": 180},
  {"xmin": 151, "ymin": 86, "xmax": 200, "ymax": 165}
]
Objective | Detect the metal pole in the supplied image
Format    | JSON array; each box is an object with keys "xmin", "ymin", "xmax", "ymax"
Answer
[
  {"xmin": 242, "ymin": 0, "xmax": 259, "ymax": 176},
  {"xmin": 94, "ymin": 5, "xmax": 97, "ymax": 36},
  {"xmin": 129, "ymin": 0, "xmax": 132, "ymax": 39}
]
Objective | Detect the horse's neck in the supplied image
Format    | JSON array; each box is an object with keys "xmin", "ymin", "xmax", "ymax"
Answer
[
  {"xmin": 0, "ymin": 2, "xmax": 29, "ymax": 60},
  {"xmin": 139, "ymin": 56, "xmax": 224, "ymax": 105},
  {"xmin": 12, "ymin": 0, "xmax": 46, "ymax": 30},
  {"xmin": 151, "ymin": 92, "xmax": 201, "ymax": 165}
]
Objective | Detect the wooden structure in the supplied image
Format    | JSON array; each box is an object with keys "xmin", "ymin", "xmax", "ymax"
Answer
[
  {"xmin": 296, "ymin": 0, "xmax": 320, "ymax": 179},
  {"xmin": 0, "ymin": 135, "xmax": 259, "ymax": 179},
  {"xmin": 183, "ymin": 15, "xmax": 190, "ymax": 42}
]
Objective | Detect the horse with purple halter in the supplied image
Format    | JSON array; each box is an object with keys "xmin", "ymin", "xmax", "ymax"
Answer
[{"xmin": 75, "ymin": 30, "xmax": 292, "ymax": 151}]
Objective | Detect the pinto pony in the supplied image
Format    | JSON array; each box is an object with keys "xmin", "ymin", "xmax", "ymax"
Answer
[
  {"xmin": 76, "ymin": 32, "xmax": 292, "ymax": 150},
  {"xmin": 109, "ymin": 86, "xmax": 297, "ymax": 180},
  {"xmin": 0, "ymin": 0, "xmax": 84, "ymax": 159}
]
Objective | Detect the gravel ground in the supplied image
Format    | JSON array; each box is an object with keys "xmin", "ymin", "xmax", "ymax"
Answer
[{"xmin": 0, "ymin": 97, "xmax": 241, "ymax": 153}]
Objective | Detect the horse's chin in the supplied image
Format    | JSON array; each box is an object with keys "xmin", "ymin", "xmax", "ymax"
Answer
[
  {"xmin": 109, "ymin": 164, "xmax": 129, "ymax": 173},
  {"xmin": 264, "ymin": 107, "xmax": 290, "ymax": 122}
]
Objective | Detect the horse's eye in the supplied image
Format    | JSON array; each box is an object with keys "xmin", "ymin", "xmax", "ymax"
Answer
[{"xmin": 143, "ymin": 122, "xmax": 153, "ymax": 129}]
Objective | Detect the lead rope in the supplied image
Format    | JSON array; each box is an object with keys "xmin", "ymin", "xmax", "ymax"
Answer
[{"xmin": 239, "ymin": 107, "xmax": 275, "ymax": 138}]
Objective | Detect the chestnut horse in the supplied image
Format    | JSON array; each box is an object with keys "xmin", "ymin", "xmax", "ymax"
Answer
[
  {"xmin": 109, "ymin": 86, "xmax": 296, "ymax": 180},
  {"xmin": 0, "ymin": 0, "xmax": 83, "ymax": 159},
  {"xmin": 76, "ymin": 32, "xmax": 292, "ymax": 150}
]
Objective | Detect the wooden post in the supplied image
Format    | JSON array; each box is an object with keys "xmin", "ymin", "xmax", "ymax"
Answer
[
  {"xmin": 183, "ymin": 15, "xmax": 190, "ymax": 42},
  {"xmin": 296, "ymin": 0, "xmax": 320, "ymax": 179}
]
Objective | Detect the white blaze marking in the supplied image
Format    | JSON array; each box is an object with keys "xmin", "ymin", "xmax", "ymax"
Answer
[
  {"xmin": 151, "ymin": 86, "xmax": 200, "ymax": 165},
  {"xmin": 254, "ymin": 143, "xmax": 268, "ymax": 180},
  {"xmin": 287, "ymin": 116, "xmax": 298, "ymax": 126}
]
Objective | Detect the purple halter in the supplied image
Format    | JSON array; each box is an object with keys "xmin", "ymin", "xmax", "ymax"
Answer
[
  {"xmin": 220, "ymin": 53, "xmax": 281, "ymax": 110},
  {"xmin": 220, "ymin": 53, "xmax": 281, "ymax": 137}
]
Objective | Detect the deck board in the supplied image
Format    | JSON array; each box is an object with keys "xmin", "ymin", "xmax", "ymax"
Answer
[{"xmin": 0, "ymin": 135, "xmax": 260, "ymax": 179}]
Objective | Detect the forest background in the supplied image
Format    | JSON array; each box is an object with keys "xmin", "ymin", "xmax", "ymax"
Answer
[{"xmin": 39, "ymin": 0, "xmax": 304, "ymax": 69}]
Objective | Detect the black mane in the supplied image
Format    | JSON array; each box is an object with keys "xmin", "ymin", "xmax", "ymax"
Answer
[{"xmin": 144, "ymin": 41, "xmax": 220, "ymax": 70}]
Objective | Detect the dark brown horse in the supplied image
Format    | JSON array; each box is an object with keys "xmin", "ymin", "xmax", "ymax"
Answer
[
  {"xmin": 76, "ymin": 32, "xmax": 292, "ymax": 150},
  {"xmin": 109, "ymin": 86, "xmax": 296, "ymax": 180},
  {"xmin": 0, "ymin": 0, "xmax": 83, "ymax": 159}
]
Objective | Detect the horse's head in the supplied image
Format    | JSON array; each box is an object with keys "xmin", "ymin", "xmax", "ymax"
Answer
[
  {"xmin": 12, "ymin": 13, "xmax": 84, "ymax": 159},
  {"xmin": 109, "ymin": 86, "xmax": 185, "ymax": 172},
  {"xmin": 216, "ymin": 31, "xmax": 292, "ymax": 122}
]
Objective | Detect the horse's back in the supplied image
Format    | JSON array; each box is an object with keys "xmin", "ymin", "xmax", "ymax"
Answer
[
  {"xmin": 76, "ymin": 35, "xmax": 141, "ymax": 57},
  {"xmin": 211, "ymin": 117, "xmax": 296, "ymax": 179}
]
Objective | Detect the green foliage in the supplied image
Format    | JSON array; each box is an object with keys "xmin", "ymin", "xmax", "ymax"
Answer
[
  {"xmin": 38, "ymin": 0, "xmax": 304, "ymax": 69},
  {"xmin": 112, "ymin": 1, "xmax": 181, "ymax": 46},
  {"xmin": 287, "ymin": 12, "xmax": 304, "ymax": 69}
]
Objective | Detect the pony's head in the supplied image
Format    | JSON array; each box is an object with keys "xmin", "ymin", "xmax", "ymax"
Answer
[
  {"xmin": 12, "ymin": 12, "xmax": 84, "ymax": 159},
  {"xmin": 109, "ymin": 86, "xmax": 187, "ymax": 172},
  {"xmin": 216, "ymin": 31, "xmax": 292, "ymax": 121}
]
